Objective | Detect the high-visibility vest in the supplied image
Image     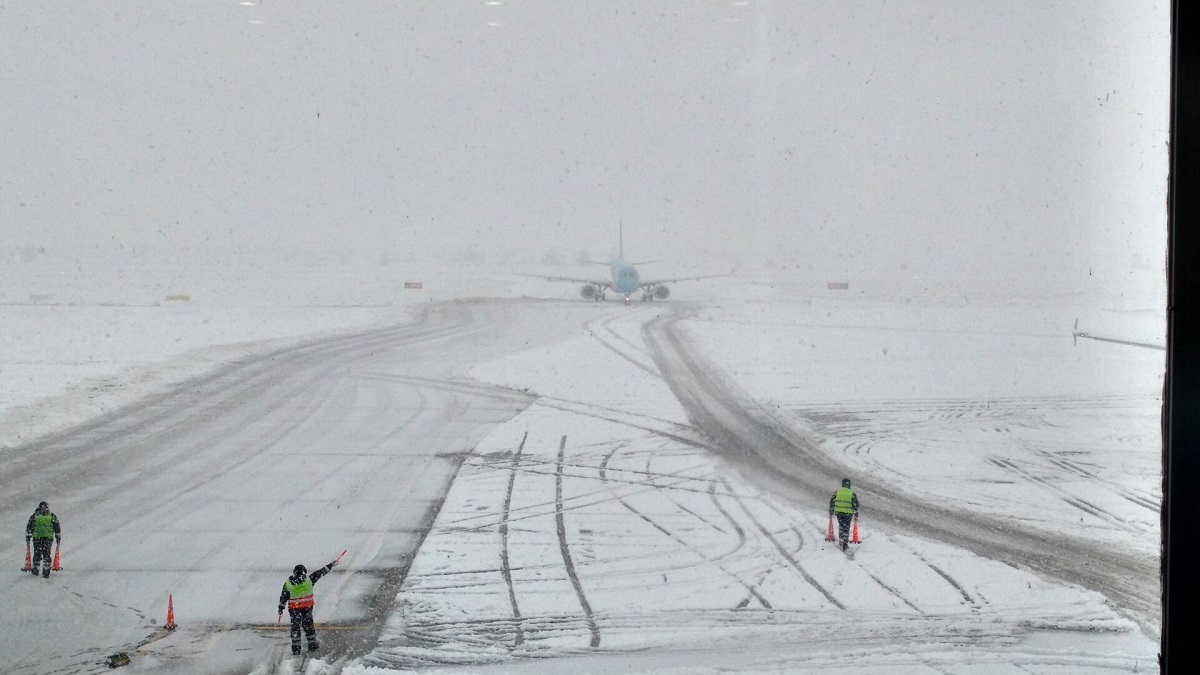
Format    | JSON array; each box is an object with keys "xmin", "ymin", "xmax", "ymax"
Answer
[
  {"xmin": 832, "ymin": 487, "xmax": 856, "ymax": 514},
  {"xmin": 31, "ymin": 514, "xmax": 55, "ymax": 539},
  {"xmin": 285, "ymin": 577, "xmax": 315, "ymax": 609}
]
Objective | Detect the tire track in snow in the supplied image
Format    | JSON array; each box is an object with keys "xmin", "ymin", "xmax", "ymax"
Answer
[
  {"xmin": 723, "ymin": 478, "xmax": 845, "ymax": 610},
  {"xmin": 644, "ymin": 309, "xmax": 1159, "ymax": 636},
  {"xmin": 709, "ymin": 480, "xmax": 749, "ymax": 552},
  {"xmin": 67, "ymin": 366, "xmax": 349, "ymax": 565},
  {"xmin": 371, "ymin": 373, "xmax": 708, "ymax": 449},
  {"xmin": 534, "ymin": 396, "xmax": 709, "ymax": 449},
  {"xmin": 859, "ymin": 569, "xmax": 924, "ymax": 614},
  {"xmin": 639, "ymin": 450, "xmax": 729, "ymax": 536},
  {"xmin": 600, "ymin": 447, "xmax": 771, "ymax": 608},
  {"xmin": 355, "ymin": 373, "xmax": 534, "ymax": 406},
  {"xmin": 555, "ymin": 435, "xmax": 601, "ymax": 648},
  {"xmin": 1030, "ymin": 447, "xmax": 1160, "ymax": 513},
  {"xmin": 879, "ymin": 535, "xmax": 982, "ymax": 610},
  {"xmin": 468, "ymin": 454, "xmax": 715, "ymax": 494},
  {"xmin": 499, "ymin": 431, "xmax": 527, "ymax": 647},
  {"xmin": 757, "ymin": 497, "xmax": 813, "ymax": 556},
  {"xmin": 587, "ymin": 311, "xmax": 665, "ymax": 381},
  {"xmin": 704, "ymin": 480, "xmax": 779, "ymax": 610},
  {"xmin": 767, "ymin": 505, "xmax": 915, "ymax": 612},
  {"xmin": 2, "ymin": 309, "xmax": 473, "ymax": 509},
  {"xmin": 724, "ymin": 478, "xmax": 921, "ymax": 614},
  {"xmin": 448, "ymin": 460, "xmax": 727, "ymax": 532},
  {"xmin": 472, "ymin": 450, "xmax": 719, "ymax": 490},
  {"xmin": 585, "ymin": 309, "xmax": 672, "ymax": 379},
  {"xmin": 985, "ymin": 457, "xmax": 1144, "ymax": 534},
  {"xmin": 5, "ymin": 311, "xmax": 478, "ymax": 578}
]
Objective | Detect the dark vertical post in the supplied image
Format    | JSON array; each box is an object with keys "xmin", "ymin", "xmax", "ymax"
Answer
[{"xmin": 1165, "ymin": 2, "xmax": 1199, "ymax": 671}]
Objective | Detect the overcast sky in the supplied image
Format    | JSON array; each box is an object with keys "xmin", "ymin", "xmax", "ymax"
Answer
[{"xmin": 1, "ymin": 2, "xmax": 1169, "ymax": 280}]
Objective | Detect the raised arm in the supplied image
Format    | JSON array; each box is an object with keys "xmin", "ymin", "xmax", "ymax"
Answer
[{"xmin": 310, "ymin": 558, "xmax": 338, "ymax": 584}]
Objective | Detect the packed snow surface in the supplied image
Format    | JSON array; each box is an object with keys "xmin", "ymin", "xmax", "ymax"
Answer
[{"xmin": 0, "ymin": 265, "xmax": 1162, "ymax": 674}]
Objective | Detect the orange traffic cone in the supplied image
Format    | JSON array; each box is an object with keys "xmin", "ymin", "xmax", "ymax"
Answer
[
  {"xmin": 22, "ymin": 542, "xmax": 31, "ymax": 572},
  {"xmin": 851, "ymin": 515, "xmax": 861, "ymax": 544},
  {"xmin": 166, "ymin": 595, "xmax": 177, "ymax": 631},
  {"xmin": 51, "ymin": 544, "xmax": 62, "ymax": 571},
  {"xmin": 825, "ymin": 515, "xmax": 835, "ymax": 542}
]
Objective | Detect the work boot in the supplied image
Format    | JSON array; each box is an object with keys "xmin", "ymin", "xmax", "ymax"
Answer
[
  {"xmin": 308, "ymin": 640, "xmax": 319, "ymax": 652},
  {"xmin": 29, "ymin": 567, "xmax": 38, "ymax": 576},
  {"xmin": 291, "ymin": 644, "xmax": 301, "ymax": 656},
  {"xmin": 841, "ymin": 539, "xmax": 848, "ymax": 552}
]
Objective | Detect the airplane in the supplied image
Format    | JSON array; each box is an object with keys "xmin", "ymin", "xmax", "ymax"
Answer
[{"xmin": 517, "ymin": 224, "xmax": 729, "ymax": 304}]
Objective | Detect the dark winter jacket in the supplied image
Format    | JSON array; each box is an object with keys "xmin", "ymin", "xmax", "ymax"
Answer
[
  {"xmin": 26, "ymin": 505, "xmax": 61, "ymax": 540},
  {"xmin": 278, "ymin": 561, "xmax": 336, "ymax": 612}
]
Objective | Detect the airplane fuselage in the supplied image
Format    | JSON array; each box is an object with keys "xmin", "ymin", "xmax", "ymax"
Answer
[{"xmin": 610, "ymin": 261, "xmax": 641, "ymax": 295}]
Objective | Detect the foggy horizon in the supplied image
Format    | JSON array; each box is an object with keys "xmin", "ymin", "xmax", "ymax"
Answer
[{"xmin": 2, "ymin": 2, "xmax": 1169, "ymax": 289}]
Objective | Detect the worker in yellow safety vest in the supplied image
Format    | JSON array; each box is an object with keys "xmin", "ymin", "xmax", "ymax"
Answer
[
  {"xmin": 278, "ymin": 556, "xmax": 340, "ymax": 656},
  {"xmin": 829, "ymin": 478, "xmax": 860, "ymax": 551},
  {"xmin": 25, "ymin": 501, "xmax": 61, "ymax": 578}
]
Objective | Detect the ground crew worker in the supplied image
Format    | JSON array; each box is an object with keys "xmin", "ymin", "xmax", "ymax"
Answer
[
  {"xmin": 278, "ymin": 556, "xmax": 340, "ymax": 655},
  {"xmin": 829, "ymin": 478, "xmax": 859, "ymax": 551},
  {"xmin": 25, "ymin": 501, "xmax": 61, "ymax": 578}
]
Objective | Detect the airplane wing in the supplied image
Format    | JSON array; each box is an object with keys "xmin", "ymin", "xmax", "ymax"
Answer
[
  {"xmin": 514, "ymin": 272, "xmax": 611, "ymax": 287},
  {"xmin": 638, "ymin": 273, "xmax": 731, "ymax": 288}
]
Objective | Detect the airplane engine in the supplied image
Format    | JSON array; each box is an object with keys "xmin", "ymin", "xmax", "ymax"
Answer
[
  {"xmin": 653, "ymin": 285, "xmax": 670, "ymax": 300},
  {"xmin": 580, "ymin": 285, "xmax": 598, "ymax": 300}
]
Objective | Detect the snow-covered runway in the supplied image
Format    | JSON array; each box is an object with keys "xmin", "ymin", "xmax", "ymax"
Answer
[
  {"xmin": 366, "ymin": 300, "xmax": 1158, "ymax": 674},
  {"xmin": 0, "ymin": 290, "xmax": 1161, "ymax": 674},
  {"xmin": 0, "ymin": 300, "xmax": 583, "ymax": 673}
]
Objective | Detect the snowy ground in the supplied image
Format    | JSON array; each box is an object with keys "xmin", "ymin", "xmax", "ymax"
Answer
[
  {"xmin": 0, "ymin": 261, "xmax": 518, "ymax": 448},
  {"xmin": 0, "ymin": 263, "xmax": 1163, "ymax": 674}
]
